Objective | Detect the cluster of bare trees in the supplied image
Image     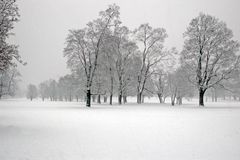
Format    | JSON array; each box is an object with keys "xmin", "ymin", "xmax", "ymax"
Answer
[
  {"xmin": 63, "ymin": 4, "xmax": 178, "ymax": 107},
  {"xmin": 28, "ymin": 6, "xmax": 240, "ymax": 107},
  {"xmin": 61, "ymin": 5, "xmax": 240, "ymax": 107},
  {"xmin": 0, "ymin": 0, "xmax": 24, "ymax": 99}
]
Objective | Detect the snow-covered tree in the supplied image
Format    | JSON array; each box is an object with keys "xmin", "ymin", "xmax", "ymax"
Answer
[
  {"xmin": 134, "ymin": 23, "xmax": 168, "ymax": 104},
  {"xmin": 110, "ymin": 26, "xmax": 138, "ymax": 104},
  {"xmin": 0, "ymin": 66, "xmax": 20, "ymax": 98},
  {"xmin": 181, "ymin": 13, "xmax": 240, "ymax": 106},
  {"xmin": 151, "ymin": 48, "xmax": 178, "ymax": 103},
  {"xmin": 0, "ymin": 0, "xmax": 24, "ymax": 71},
  {"xmin": 64, "ymin": 4, "xmax": 120, "ymax": 107}
]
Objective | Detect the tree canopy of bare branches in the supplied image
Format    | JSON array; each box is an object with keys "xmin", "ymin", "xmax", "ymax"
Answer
[
  {"xmin": 181, "ymin": 13, "xmax": 240, "ymax": 106},
  {"xmin": 64, "ymin": 4, "xmax": 120, "ymax": 107},
  {"xmin": 134, "ymin": 23, "xmax": 168, "ymax": 103}
]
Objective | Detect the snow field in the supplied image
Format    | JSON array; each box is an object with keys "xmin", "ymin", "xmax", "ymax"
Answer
[{"xmin": 0, "ymin": 99, "xmax": 240, "ymax": 160}]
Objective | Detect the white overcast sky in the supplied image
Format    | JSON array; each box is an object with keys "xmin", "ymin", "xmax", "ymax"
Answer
[{"xmin": 11, "ymin": 0, "xmax": 240, "ymax": 87}]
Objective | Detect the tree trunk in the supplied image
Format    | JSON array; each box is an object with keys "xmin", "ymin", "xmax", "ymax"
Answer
[
  {"xmin": 137, "ymin": 92, "xmax": 142, "ymax": 104},
  {"xmin": 42, "ymin": 97, "xmax": 44, "ymax": 101},
  {"xmin": 109, "ymin": 94, "xmax": 113, "ymax": 105},
  {"xmin": 97, "ymin": 94, "xmax": 101, "ymax": 104},
  {"xmin": 76, "ymin": 96, "xmax": 78, "ymax": 102},
  {"xmin": 177, "ymin": 97, "xmax": 182, "ymax": 105},
  {"xmin": 109, "ymin": 72, "xmax": 113, "ymax": 105},
  {"xmin": 118, "ymin": 94, "xmax": 122, "ymax": 105},
  {"xmin": 157, "ymin": 93, "xmax": 163, "ymax": 103},
  {"xmin": 171, "ymin": 90, "xmax": 176, "ymax": 106},
  {"xmin": 142, "ymin": 95, "xmax": 145, "ymax": 103},
  {"xmin": 199, "ymin": 88, "xmax": 205, "ymax": 106},
  {"xmin": 171, "ymin": 95, "xmax": 175, "ymax": 106},
  {"xmin": 86, "ymin": 89, "xmax": 91, "ymax": 107},
  {"xmin": 123, "ymin": 96, "xmax": 127, "ymax": 104},
  {"xmin": 137, "ymin": 76, "xmax": 142, "ymax": 104}
]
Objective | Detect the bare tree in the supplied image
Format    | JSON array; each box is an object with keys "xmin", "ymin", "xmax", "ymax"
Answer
[
  {"xmin": 151, "ymin": 70, "xmax": 169, "ymax": 103},
  {"xmin": 64, "ymin": 4, "xmax": 120, "ymax": 107},
  {"xmin": 27, "ymin": 84, "xmax": 38, "ymax": 101},
  {"xmin": 181, "ymin": 13, "xmax": 240, "ymax": 106},
  {"xmin": 134, "ymin": 23, "xmax": 167, "ymax": 103},
  {"xmin": 101, "ymin": 35, "xmax": 116, "ymax": 105},
  {"xmin": 111, "ymin": 26, "xmax": 138, "ymax": 104},
  {"xmin": 151, "ymin": 48, "xmax": 177, "ymax": 103}
]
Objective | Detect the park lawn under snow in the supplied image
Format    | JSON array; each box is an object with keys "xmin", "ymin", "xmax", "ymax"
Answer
[{"xmin": 0, "ymin": 99, "xmax": 240, "ymax": 160}]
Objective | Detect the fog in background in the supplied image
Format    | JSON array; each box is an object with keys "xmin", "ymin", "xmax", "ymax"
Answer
[{"xmin": 10, "ymin": 0, "xmax": 240, "ymax": 88}]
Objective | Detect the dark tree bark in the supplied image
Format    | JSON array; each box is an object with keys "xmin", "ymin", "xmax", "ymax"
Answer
[
  {"xmin": 118, "ymin": 94, "xmax": 122, "ymax": 105},
  {"xmin": 109, "ymin": 76, "xmax": 113, "ymax": 105},
  {"xmin": 157, "ymin": 93, "xmax": 163, "ymax": 103},
  {"xmin": 199, "ymin": 88, "xmax": 205, "ymax": 106},
  {"xmin": 171, "ymin": 96, "xmax": 175, "ymax": 106},
  {"xmin": 86, "ymin": 89, "xmax": 91, "ymax": 107},
  {"xmin": 109, "ymin": 94, "xmax": 113, "ymax": 105}
]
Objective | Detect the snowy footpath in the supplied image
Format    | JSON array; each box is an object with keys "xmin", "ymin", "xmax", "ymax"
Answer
[{"xmin": 0, "ymin": 99, "xmax": 240, "ymax": 160}]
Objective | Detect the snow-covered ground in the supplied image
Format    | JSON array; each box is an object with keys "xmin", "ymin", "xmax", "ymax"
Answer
[{"xmin": 0, "ymin": 98, "xmax": 240, "ymax": 160}]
